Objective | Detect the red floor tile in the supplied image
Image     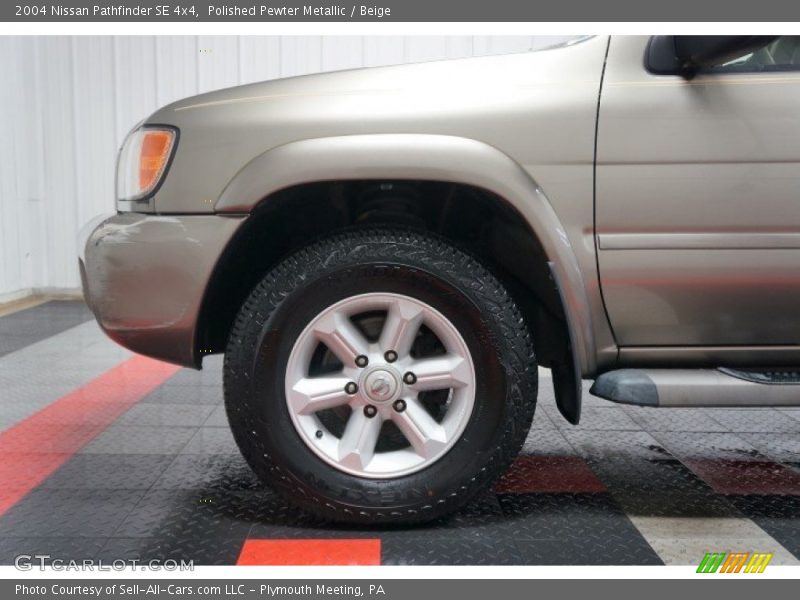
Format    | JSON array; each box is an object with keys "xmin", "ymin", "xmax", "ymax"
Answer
[
  {"xmin": 683, "ymin": 458, "xmax": 800, "ymax": 495},
  {"xmin": 0, "ymin": 355, "xmax": 179, "ymax": 517},
  {"xmin": 494, "ymin": 455, "xmax": 607, "ymax": 494},
  {"xmin": 237, "ymin": 539, "xmax": 381, "ymax": 566}
]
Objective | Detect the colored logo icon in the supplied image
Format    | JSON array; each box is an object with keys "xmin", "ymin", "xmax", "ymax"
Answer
[{"xmin": 697, "ymin": 552, "xmax": 773, "ymax": 573}]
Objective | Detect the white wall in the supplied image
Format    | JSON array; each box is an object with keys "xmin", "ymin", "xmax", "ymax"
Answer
[{"xmin": 0, "ymin": 35, "xmax": 574, "ymax": 299}]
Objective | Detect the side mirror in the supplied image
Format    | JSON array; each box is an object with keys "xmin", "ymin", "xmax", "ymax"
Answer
[{"xmin": 647, "ymin": 35, "xmax": 778, "ymax": 77}]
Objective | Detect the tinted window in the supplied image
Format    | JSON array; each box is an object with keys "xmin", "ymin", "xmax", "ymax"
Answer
[{"xmin": 712, "ymin": 36, "xmax": 800, "ymax": 72}]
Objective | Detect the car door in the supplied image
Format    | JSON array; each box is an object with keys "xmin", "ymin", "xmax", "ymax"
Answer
[{"xmin": 596, "ymin": 35, "xmax": 800, "ymax": 355}]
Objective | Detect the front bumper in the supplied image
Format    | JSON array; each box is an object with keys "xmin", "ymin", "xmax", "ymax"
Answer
[{"xmin": 79, "ymin": 212, "xmax": 245, "ymax": 367}]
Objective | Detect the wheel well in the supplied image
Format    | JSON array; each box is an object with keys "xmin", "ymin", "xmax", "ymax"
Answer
[{"xmin": 196, "ymin": 180, "xmax": 572, "ymax": 369}]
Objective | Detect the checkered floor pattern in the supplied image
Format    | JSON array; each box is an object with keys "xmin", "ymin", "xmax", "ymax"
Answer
[{"xmin": 1, "ymin": 301, "xmax": 799, "ymax": 566}]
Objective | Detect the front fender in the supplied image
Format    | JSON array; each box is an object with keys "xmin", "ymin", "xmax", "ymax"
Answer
[{"xmin": 215, "ymin": 133, "xmax": 597, "ymax": 378}]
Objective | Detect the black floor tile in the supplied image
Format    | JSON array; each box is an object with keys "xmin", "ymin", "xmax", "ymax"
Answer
[
  {"xmin": 160, "ymin": 369, "xmax": 223, "ymax": 389},
  {"xmin": 0, "ymin": 301, "xmax": 93, "ymax": 357},
  {"xmin": 79, "ymin": 425, "xmax": 197, "ymax": 454},
  {"xmin": 566, "ymin": 428, "xmax": 746, "ymax": 519},
  {"xmin": 95, "ymin": 537, "xmax": 159, "ymax": 562},
  {"xmin": 99, "ymin": 535, "xmax": 244, "ymax": 566},
  {"xmin": 114, "ymin": 489, "xmax": 269, "ymax": 540},
  {"xmin": 497, "ymin": 493, "xmax": 662, "ymax": 564},
  {"xmin": 729, "ymin": 495, "xmax": 800, "ymax": 560},
  {"xmin": 430, "ymin": 492, "xmax": 508, "ymax": 537},
  {"xmin": 180, "ymin": 427, "xmax": 239, "ymax": 455},
  {"xmin": 381, "ymin": 536, "xmax": 524, "ymax": 565},
  {"xmin": 140, "ymin": 386, "xmax": 223, "ymax": 406},
  {"xmin": 0, "ymin": 489, "xmax": 146, "ymax": 538},
  {"xmin": 513, "ymin": 538, "xmax": 660, "ymax": 565},
  {"xmin": 37, "ymin": 454, "xmax": 177, "ymax": 489},
  {"xmin": 114, "ymin": 404, "xmax": 217, "ymax": 427},
  {"xmin": 585, "ymin": 457, "xmax": 743, "ymax": 518},
  {"xmin": 152, "ymin": 454, "xmax": 264, "ymax": 491},
  {"xmin": 0, "ymin": 537, "xmax": 106, "ymax": 565}
]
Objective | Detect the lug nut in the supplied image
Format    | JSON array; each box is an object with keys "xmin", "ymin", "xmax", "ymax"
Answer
[
  {"xmin": 393, "ymin": 399, "xmax": 407, "ymax": 413},
  {"xmin": 315, "ymin": 430, "xmax": 324, "ymax": 439},
  {"xmin": 355, "ymin": 355, "xmax": 369, "ymax": 368},
  {"xmin": 344, "ymin": 382, "xmax": 358, "ymax": 395},
  {"xmin": 384, "ymin": 350, "xmax": 398, "ymax": 363},
  {"xmin": 403, "ymin": 372, "xmax": 417, "ymax": 385},
  {"xmin": 363, "ymin": 405, "xmax": 378, "ymax": 418}
]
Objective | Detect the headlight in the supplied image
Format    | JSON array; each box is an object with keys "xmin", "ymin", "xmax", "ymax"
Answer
[{"xmin": 116, "ymin": 126, "xmax": 177, "ymax": 201}]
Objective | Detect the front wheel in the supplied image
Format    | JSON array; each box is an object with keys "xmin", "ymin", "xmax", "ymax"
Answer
[{"xmin": 224, "ymin": 229, "xmax": 537, "ymax": 524}]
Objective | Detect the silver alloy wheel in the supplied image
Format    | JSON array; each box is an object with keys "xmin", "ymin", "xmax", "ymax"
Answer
[{"xmin": 285, "ymin": 292, "xmax": 476, "ymax": 478}]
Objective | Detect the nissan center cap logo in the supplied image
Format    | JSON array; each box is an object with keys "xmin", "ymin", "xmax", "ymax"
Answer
[{"xmin": 371, "ymin": 376, "xmax": 391, "ymax": 397}]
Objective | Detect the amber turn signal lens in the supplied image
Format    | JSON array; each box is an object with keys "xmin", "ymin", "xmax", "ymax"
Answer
[
  {"xmin": 117, "ymin": 126, "xmax": 178, "ymax": 202},
  {"xmin": 138, "ymin": 130, "xmax": 175, "ymax": 192}
]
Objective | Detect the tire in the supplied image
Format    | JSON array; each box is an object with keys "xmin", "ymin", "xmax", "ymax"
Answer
[{"xmin": 224, "ymin": 229, "xmax": 537, "ymax": 524}]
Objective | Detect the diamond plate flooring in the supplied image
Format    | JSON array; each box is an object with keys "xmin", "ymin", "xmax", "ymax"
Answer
[
  {"xmin": 0, "ymin": 300, "xmax": 93, "ymax": 358},
  {"xmin": 0, "ymin": 301, "xmax": 799, "ymax": 565}
]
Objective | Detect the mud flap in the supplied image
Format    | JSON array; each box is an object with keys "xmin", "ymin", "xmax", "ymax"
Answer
[
  {"xmin": 547, "ymin": 261, "xmax": 583, "ymax": 425},
  {"xmin": 553, "ymin": 355, "xmax": 582, "ymax": 424}
]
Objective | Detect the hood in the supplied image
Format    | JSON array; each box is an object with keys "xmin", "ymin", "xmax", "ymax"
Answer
[{"xmin": 164, "ymin": 37, "xmax": 591, "ymax": 114}]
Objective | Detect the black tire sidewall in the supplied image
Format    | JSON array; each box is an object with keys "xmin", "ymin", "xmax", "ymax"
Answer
[{"xmin": 224, "ymin": 231, "xmax": 536, "ymax": 520}]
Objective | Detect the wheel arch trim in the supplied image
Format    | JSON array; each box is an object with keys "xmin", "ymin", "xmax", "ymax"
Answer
[{"xmin": 214, "ymin": 133, "xmax": 597, "ymax": 376}]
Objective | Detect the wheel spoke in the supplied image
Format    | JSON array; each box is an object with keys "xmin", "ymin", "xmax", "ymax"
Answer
[
  {"xmin": 288, "ymin": 376, "xmax": 353, "ymax": 415},
  {"xmin": 338, "ymin": 410, "xmax": 383, "ymax": 470},
  {"xmin": 286, "ymin": 291, "xmax": 476, "ymax": 477},
  {"xmin": 407, "ymin": 355, "xmax": 472, "ymax": 391},
  {"xmin": 378, "ymin": 298, "xmax": 424, "ymax": 357},
  {"xmin": 312, "ymin": 311, "xmax": 370, "ymax": 367},
  {"xmin": 391, "ymin": 398, "xmax": 447, "ymax": 459}
]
